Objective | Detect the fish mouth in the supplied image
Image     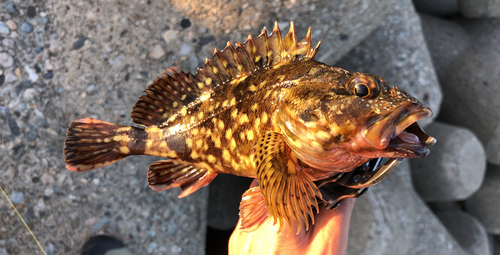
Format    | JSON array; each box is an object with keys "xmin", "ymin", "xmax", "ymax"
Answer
[{"xmin": 363, "ymin": 104, "xmax": 436, "ymax": 158}]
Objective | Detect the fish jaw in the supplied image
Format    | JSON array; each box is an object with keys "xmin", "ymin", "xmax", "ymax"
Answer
[{"xmin": 354, "ymin": 102, "xmax": 435, "ymax": 159}]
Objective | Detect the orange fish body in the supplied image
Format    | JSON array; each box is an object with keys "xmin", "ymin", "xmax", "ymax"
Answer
[{"xmin": 65, "ymin": 22, "xmax": 435, "ymax": 233}]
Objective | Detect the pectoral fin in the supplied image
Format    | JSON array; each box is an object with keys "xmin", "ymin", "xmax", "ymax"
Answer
[{"xmin": 254, "ymin": 132, "xmax": 322, "ymax": 234}]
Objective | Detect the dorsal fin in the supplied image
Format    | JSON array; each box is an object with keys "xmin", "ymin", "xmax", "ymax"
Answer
[{"xmin": 131, "ymin": 21, "xmax": 321, "ymax": 126}]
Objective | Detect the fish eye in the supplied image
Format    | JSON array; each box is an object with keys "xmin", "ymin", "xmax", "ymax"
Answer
[
  {"xmin": 347, "ymin": 75, "xmax": 381, "ymax": 99},
  {"xmin": 354, "ymin": 84, "xmax": 369, "ymax": 97}
]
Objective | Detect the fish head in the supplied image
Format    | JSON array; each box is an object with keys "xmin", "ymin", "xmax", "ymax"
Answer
[{"xmin": 279, "ymin": 70, "xmax": 435, "ymax": 172}]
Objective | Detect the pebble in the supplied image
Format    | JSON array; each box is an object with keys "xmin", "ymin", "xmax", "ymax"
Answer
[
  {"xmin": 435, "ymin": 209, "xmax": 491, "ymax": 255},
  {"xmin": 73, "ymin": 37, "xmax": 87, "ymax": 50},
  {"xmin": 410, "ymin": 121, "xmax": 486, "ymax": 201},
  {"xmin": 147, "ymin": 242, "xmax": 158, "ymax": 253},
  {"xmin": 27, "ymin": 6, "xmax": 37, "ymax": 18},
  {"xmin": 86, "ymin": 84, "xmax": 95, "ymax": 92},
  {"xmin": 43, "ymin": 71, "xmax": 53, "ymax": 79},
  {"xmin": 0, "ymin": 53, "xmax": 14, "ymax": 68},
  {"xmin": 149, "ymin": 44, "xmax": 165, "ymax": 59},
  {"xmin": 24, "ymin": 65, "xmax": 39, "ymax": 82},
  {"xmin": 41, "ymin": 173, "xmax": 55, "ymax": 185},
  {"xmin": 0, "ymin": 74, "xmax": 4, "ymax": 87},
  {"xmin": 91, "ymin": 217, "xmax": 109, "ymax": 232},
  {"xmin": 0, "ymin": 22, "xmax": 9, "ymax": 34},
  {"xmin": 162, "ymin": 30, "xmax": 178, "ymax": 43},
  {"xmin": 23, "ymin": 88, "xmax": 38, "ymax": 101},
  {"xmin": 24, "ymin": 128, "xmax": 38, "ymax": 141},
  {"xmin": 0, "ymin": 248, "xmax": 7, "ymax": 255},
  {"xmin": 44, "ymin": 243, "xmax": 55, "ymax": 255},
  {"xmin": 10, "ymin": 190, "xmax": 24, "ymax": 204},
  {"xmin": 20, "ymin": 22, "xmax": 33, "ymax": 33},
  {"xmin": 465, "ymin": 164, "xmax": 500, "ymax": 234},
  {"xmin": 6, "ymin": 20, "xmax": 17, "ymax": 30},
  {"xmin": 6, "ymin": 1, "xmax": 17, "ymax": 13},
  {"xmin": 179, "ymin": 43, "xmax": 192, "ymax": 56},
  {"xmin": 36, "ymin": 17, "xmax": 48, "ymax": 25}
]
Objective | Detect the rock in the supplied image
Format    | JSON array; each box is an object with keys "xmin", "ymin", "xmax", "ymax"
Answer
[
  {"xmin": 20, "ymin": 22, "xmax": 33, "ymax": 34},
  {"xmin": 410, "ymin": 121, "xmax": 486, "ymax": 201},
  {"xmin": 459, "ymin": 0, "xmax": 500, "ymax": 18},
  {"xmin": 6, "ymin": 1, "xmax": 17, "ymax": 13},
  {"xmin": 0, "ymin": 22, "xmax": 9, "ymax": 34},
  {"xmin": 490, "ymin": 235, "xmax": 500, "ymax": 254},
  {"xmin": 24, "ymin": 65, "xmax": 39, "ymax": 82},
  {"xmin": 6, "ymin": 20, "xmax": 17, "ymax": 30},
  {"xmin": 27, "ymin": 6, "xmax": 37, "ymax": 18},
  {"xmin": 347, "ymin": 160, "xmax": 466, "ymax": 255},
  {"xmin": 413, "ymin": 0, "xmax": 459, "ymax": 16},
  {"xmin": 0, "ymin": 53, "xmax": 14, "ymax": 68},
  {"xmin": 162, "ymin": 30, "xmax": 178, "ymax": 44},
  {"xmin": 72, "ymin": 37, "xmax": 87, "ymax": 50},
  {"xmin": 436, "ymin": 209, "xmax": 491, "ymax": 255},
  {"xmin": 419, "ymin": 14, "xmax": 469, "ymax": 74},
  {"xmin": 149, "ymin": 44, "xmax": 165, "ymax": 59},
  {"xmin": 466, "ymin": 164, "xmax": 500, "ymax": 234},
  {"xmin": 207, "ymin": 174, "xmax": 253, "ymax": 230},
  {"xmin": 434, "ymin": 19, "xmax": 500, "ymax": 165},
  {"xmin": 179, "ymin": 43, "xmax": 192, "ymax": 56},
  {"xmin": 335, "ymin": 0, "xmax": 441, "ymax": 127},
  {"xmin": 10, "ymin": 190, "xmax": 24, "ymax": 204}
]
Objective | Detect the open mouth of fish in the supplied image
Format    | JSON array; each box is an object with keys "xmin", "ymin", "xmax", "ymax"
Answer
[{"xmin": 363, "ymin": 104, "xmax": 436, "ymax": 158}]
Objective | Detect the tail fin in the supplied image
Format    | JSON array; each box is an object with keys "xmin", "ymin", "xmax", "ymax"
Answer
[{"xmin": 64, "ymin": 117, "xmax": 132, "ymax": 172}]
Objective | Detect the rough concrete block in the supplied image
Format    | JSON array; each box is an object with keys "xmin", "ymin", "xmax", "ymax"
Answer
[
  {"xmin": 419, "ymin": 13, "xmax": 470, "ymax": 74},
  {"xmin": 335, "ymin": 0, "xmax": 441, "ymax": 127},
  {"xmin": 410, "ymin": 121, "xmax": 486, "ymax": 201},
  {"xmin": 466, "ymin": 164, "xmax": 500, "ymax": 234},
  {"xmin": 436, "ymin": 209, "xmax": 491, "ymax": 255},
  {"xmin": 347, "ymin": 160, "xmax": 466, "ymax": 255},
  {"xmin": 413, "ymin": 0, "xmax": 459, "ymax": 16},
  {"xmin": 433, "ymin": 18, "xmax": 500, "ymax": 165},
  {"xmin": 459, "ymin": 0, "xmax": 500, "ymax": 18}
]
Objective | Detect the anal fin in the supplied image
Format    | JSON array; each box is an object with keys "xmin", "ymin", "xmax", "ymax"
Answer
[
  {"xmin": 255, "ymin": 132, "xmax": 322, "ymax": 234},
  {"xmin": 239, "ymin": 186, "xmax": 270, "ymax": 231},
  {"xmin": 147, "ymin": 160, "xmax": 217, "ymax": 198}
]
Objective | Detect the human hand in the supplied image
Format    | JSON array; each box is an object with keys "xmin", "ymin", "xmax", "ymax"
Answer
[{"xmin": 229, "ymin": 184, "xmax": 355, "ymax": 255}]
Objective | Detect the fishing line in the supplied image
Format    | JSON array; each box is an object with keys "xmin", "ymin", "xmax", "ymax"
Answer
[{"xmin": 0, "ymin": 184, "xmax": 47, "ymax": 255}]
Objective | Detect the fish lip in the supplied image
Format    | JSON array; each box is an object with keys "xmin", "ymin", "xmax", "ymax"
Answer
[{"xmin": 363, "ymin": 103, "xmax": 435, "ymax": 158}]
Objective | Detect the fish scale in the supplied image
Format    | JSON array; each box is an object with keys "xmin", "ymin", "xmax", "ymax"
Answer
[{"xmin": 64, "ymin": 21, "xmax": 435, "ymax": 234}]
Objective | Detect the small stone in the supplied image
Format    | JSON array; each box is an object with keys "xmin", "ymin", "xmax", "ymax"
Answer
[
  {"xmin": 410, "ymin": 121, "xmax": 486, "ymax": 201},
  {"xmin": 72, "ymin": 37, "xmax": 87, "ymax": 50},
  {"xmin": 6, "ymin": 20, "xmax": 17, "ymax": 30},
  {"xmin": 162, "ymin": 30, "xmax": 178, "ymax": 44},
  {"xmin": 0, "ymin": 248, "xmax": 7, "ymax": 255},
  {"xmin": 150, "ymin": 44, "xmax": 165, "ymax": 59},
  {"xmin": 44, "ymin": 188, "xmax": 53, "ymax": 196},
  {"xmin": 24, "ymin": 65, "xmax": 39, "ymax": 82},
  {"xmin": 91, "ymin": 218, "xmax": 109, "ymax": 232},
  {"xmin": 0, "ymin": 53, "xmax": 13, "ymax": 68},
  {"xmin": 36, "ymin": 17, "xmax": 48, "ymax": 25},
  {"xmin": 179, "ymin": 43, "xmax": 192, "ymax": 56},
  {"xmin": 85, "ymin": 217, "xmax": 96, "ymax": 226},
  {"xmin": 45, "ymin": 243, "xmax": 54, "ymax": 255},
  {"xmin": 6, "ymin": 1, "xmax": 17, "ymax": 13},
  {"xmin": 71, "ymin": 217, "xmax": 80, "ymax": 229},
  {"xmin": 86, "ymin": 84, "xmax": 95, "ymax": 92},
  {"xmin": 10, "ymin": 191, "xmax": 24, "ymax": 204},
  {"xmin": 0, "ymin": 74, "xmax": 4, "ymax": 87},
  {"xmin": 23, "ymin": 88, "xmax": 38, "ymax": 101},
  {"xmin": 15, "ymin": 68, "xmax": 22, "ymax": 77},
  {"xmin": 27, "ymin": 6, "xmax": 37, "ymax": 18},
  {"xmin": 41, "ymin": 173, "xmax": 55, "ymax": 185},
  {"xmin": 180, "ymin": 18, "xmax": 191, "ymax": 29},
  {"xmin": 24, "ymin": 128, "xmax": 37, "ymax": 142},
  {"xmin": 436, "ymin": 209, "xmax": 490, "ymax": 255},
  {"xmin": 0, "ymin": 22, "xmax": 9, "ymax": 34},
  {"xmin": 20, "ymin": 80, "xmax": 33, "ymax": 88},
  {"xmin": 44, "ymin": 60, "xmax": 54, "ymax": 71},
  {"xmin": 20, "ymin": 22, "xmax": 33, "ymax": 34},
  {"xmin": 148, "ymin": 242, "xmax": 158, "ymax": 253},
  {"xmin": 43, "ymin": 71, "xmax": 53, "ymax": 79}
]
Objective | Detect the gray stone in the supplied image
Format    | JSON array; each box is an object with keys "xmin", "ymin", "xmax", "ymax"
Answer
[
  {"xmin": 466, "ymin": 164, "xmax": 500, "ymax": 234},
  {"xmin": 347, "ymin": 160, "xmax": 466, "ymax": 255},
  {"xmin": 10, "ymin": 190, "xmax": 24, "ymax": 204},
  {"xmin": 413, "ymin": 0, "xmax": 459, "ymax": 16},
  {"xmin": 0, "ymin": 53, "xmax": 14, "ymax": 68},
  {"xmin": 410, "ymin": 121, "xmax": 486, "ymax": 201},
  {"xmin": 0, "ymin": 22, "xmax": 9, "ymax": 34},
  {"xmin": 149, "ymin": 44, "xmax": 165, "ymax": 59},
  {"xmin": 435, "ymin": 19, "xmax": 500, "ymax": 165},
  {"xmin": 436, "ymin": 209, "xmax": 491, "ymax": 255},
  {"xmin": 0, "ymin": 248, "xmax": 6, "ymax": 255},
  {"xmin": 459, "ymin": 0, "xmax": 500, "ymax": 18},
  {"xmin": 419, "ymin": 14, "xmax": 469, "ymax": 74},
  {"xmin": 207, "ymin": 174, "xmax": 252, "ymax": 230},
  {"xmin": 179, "ymin": 43, "xmax": 192, "ymax": 56},
  {"xmin": 6, "ymin": 1, "xmax": 17, "ymax": 13},
  {"xmin": 19, "ymin": 22, "xmax": 33, "ymax": 34},
  {"xmin": 335, "ymin": 0, "xmax": 441, "ymax": 127}
]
